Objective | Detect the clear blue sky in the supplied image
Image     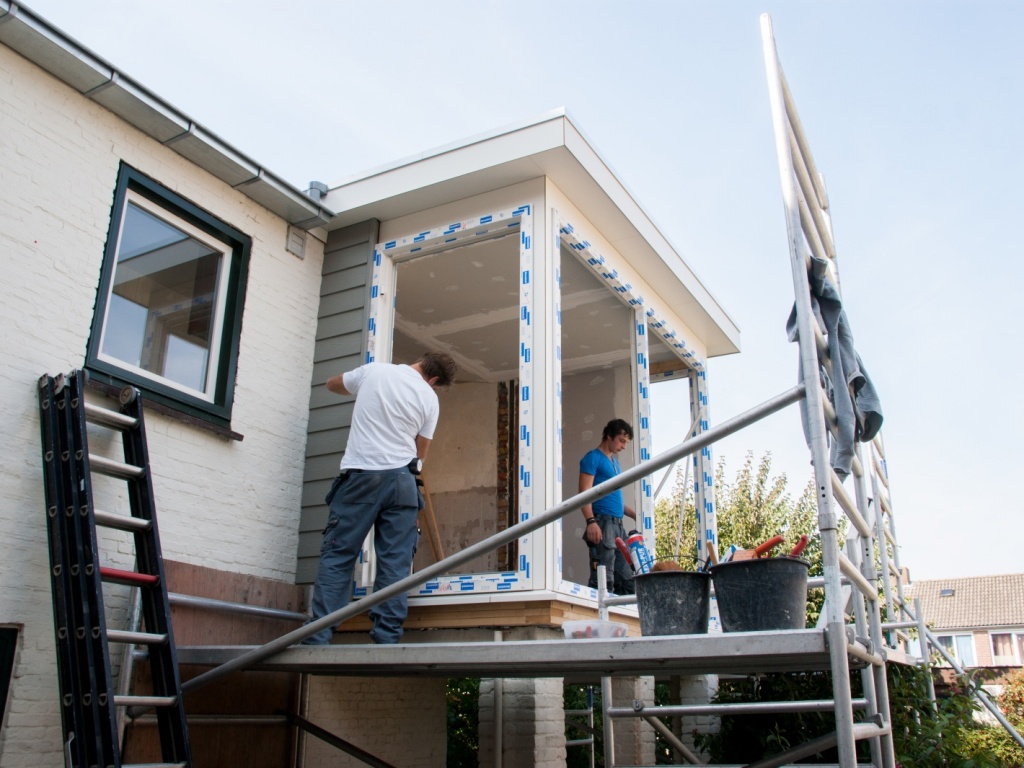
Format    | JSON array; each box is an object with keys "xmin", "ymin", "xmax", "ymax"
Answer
[{"xmin": 27, "ymin": 1, "xmax": 1023, "ymax": 581}]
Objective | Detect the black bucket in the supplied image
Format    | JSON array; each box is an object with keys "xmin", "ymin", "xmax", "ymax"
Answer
[
  {"xmin": 634, "ymin": 570, "xmax": 711, "ymax": 635},
  {"xmin": 710, "ymin": 557, "xmax": 809, "ymax": 632}
]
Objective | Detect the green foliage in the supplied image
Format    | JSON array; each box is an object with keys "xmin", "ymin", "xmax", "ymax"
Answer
[
  {"xmin": 693, "ymin": 664, "xmax": 1007, "ymax": 766},
  {"xmin": 959, "ymin": 668, "xmax": 1024, "ymax": 766},
  {"xmin": 446, "ymin": 678, "xmax": 479, "ymax": 767},
  {"xmin": 887, "ymin": 664, "xmax": 1005, "ymax": 768}
]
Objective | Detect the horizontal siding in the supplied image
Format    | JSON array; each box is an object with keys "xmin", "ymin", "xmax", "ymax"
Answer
[{"xmin": 297, "ymin": 219, "xmax": 377, "ymax": 584}]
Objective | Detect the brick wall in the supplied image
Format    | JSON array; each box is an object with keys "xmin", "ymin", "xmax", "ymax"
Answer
[
  {"xmin": 0, "ymin": 42, "xmax": 324, "ymax": 766},
  {"xmin": 302, "ymin": 676, "xmax": 446, "ymax": 767}
]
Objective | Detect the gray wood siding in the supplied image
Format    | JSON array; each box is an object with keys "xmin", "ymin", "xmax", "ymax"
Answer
[{"xmin": 296, "ymin": 219, "xmax": 378, "ymax": 584}]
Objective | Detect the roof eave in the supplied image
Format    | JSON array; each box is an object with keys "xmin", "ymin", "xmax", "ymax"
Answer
[{"xmin": 322, "ymin": 111, "xmax": 740, "ymax": 358}]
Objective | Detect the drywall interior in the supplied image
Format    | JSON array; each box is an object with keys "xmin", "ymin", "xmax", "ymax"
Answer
[
  {"xmin": 558, "ymin": 240, "xmax": 639, "ymax": 586},
  {"xmin": 392, "ymin": 233, "xmax": 519, "ymax": 577},
  {"xmin": 412, "ymin": 381, "xmax": 501, "ymax": 575}
]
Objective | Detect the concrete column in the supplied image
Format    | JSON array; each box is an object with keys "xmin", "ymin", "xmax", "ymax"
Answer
[
  {"xmin": 479, "ymin": 677, "xmax": 567, "ymax": 768},
  {"xmin": 609, "ymin": 676, "xmax": 656, "ymax": 766}
]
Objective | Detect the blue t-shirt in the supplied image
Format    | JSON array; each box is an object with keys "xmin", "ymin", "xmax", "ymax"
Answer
[{"xmin": 580, "ymin": 448, "xmax": 624, "ymax": 518}]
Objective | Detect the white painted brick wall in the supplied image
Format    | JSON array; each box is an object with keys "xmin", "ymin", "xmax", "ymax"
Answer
[
  {"xmin": 303, "ymin": 676, "xmax": 446, "ymax": 767},
  {"xmin": 0, "ymin": 44, "xmax": 325, "ymax": 767},
  {"xmin": 479, "ymin": 678, "xmax": 568, "ymax": 768}
]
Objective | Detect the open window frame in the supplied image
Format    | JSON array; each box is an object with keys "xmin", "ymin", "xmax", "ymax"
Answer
[{"xmin": 85, "ymin": 165, "xmax": 251, "ymax": 428}]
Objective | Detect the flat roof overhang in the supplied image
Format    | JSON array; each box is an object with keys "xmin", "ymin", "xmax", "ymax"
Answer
[{"xmin": 322, "ymin": 111, "xmax": 740, "ymax": 358}]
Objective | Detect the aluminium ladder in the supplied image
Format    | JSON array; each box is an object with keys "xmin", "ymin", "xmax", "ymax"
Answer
[{"xmin": 38, "ymin": 370, "xmax": 191, "ymax": 768}]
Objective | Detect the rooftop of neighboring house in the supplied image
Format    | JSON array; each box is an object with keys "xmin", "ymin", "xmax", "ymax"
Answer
[{"xmin": 906, "ymin": 573, "xmax": 1024, "ymax": 631}]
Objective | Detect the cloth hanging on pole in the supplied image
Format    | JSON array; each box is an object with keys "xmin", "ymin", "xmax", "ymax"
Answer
[{"xmin": 786, "ymin": 253, "xmax": 883, "ymax": 479}]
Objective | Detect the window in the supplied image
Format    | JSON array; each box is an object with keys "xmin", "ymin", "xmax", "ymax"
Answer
[
  {"xmin": 990, "ymin": 631, "xmax": 1024, "ymax": 666},
  {"xmin": 87, "ymin": 166, "xmax": 250, "ymax": 426},
  {"xmin": 936, "ymin": 633, "xmax": 976, "ymax": 667}
]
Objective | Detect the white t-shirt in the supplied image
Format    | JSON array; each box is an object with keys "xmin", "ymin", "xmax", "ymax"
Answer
[{"xmin": 339, "ymin": 363, "xmax": 439, "ymax": 471}]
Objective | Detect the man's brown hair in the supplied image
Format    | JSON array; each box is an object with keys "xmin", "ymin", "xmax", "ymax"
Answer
[{"xmin": 418, "ymin": 352, "xmax": 457, "ymax": 388}]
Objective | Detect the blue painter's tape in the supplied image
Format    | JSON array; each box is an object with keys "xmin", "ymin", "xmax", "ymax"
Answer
[
  {"xmin": 445, "ymin": 237, "xmax": 457, "ymax": 243},
  {"xmin": 522, "ymin": 270, "xmax": 530, "ymax": 285},
  {"xmin": 497, "ymin": 583, "xmax": 512, "ymax": 590},
  {"xmin": 513, "ymin": 205, "xmax": 531, "ymax": 216},
  {"xmin": 480, "ymin": 215, "xmax": 493, "ymax": 224},
  {"xmin": 414, "ymin": 234, "xmax": 427, "ymax": 242},
  {"xmin": 460, "ymin": 582, "xmax": 476, "ymax": 591},
  {"xmin": 521, "ymin": 384, "xmax": 529, "ymax": 401},
  {"xmin": 522, "ymin": 235, "xmax": 531, "ymax": 249},
  {"xmin": 384, "ymin": 241, "xmax": 396, "ymax": 250},
  {"xmin": 523, "ymin": 471, "xmax": 530, "ymax": 487}
]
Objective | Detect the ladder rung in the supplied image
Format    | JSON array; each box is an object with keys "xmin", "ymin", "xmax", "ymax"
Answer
[
  {"xmin": 84, "ymin": 401, "xmax": 138, "ymax": 430},
  {"xmin": 115, "ymin": 694, "xmax": 178, "ymax": 708},
  {"xmin": 107, "ymin": 629, "xmax": 168, "ymax": 646},
  {"xmin": 89, "ymin": 453, "xmax": 145, "ymax": 480},
  {"xmin": 100, "ymin": 567, "xmax": 159, "ymax": 587},
  {"xmin": 94, "ymin": 508, "xmax": 152, "ymax": 532}
]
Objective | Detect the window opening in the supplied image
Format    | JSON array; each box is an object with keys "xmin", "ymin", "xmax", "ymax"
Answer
[{"xmin": 87, "ymin": 166, "xmax": 251, "ymax": 426}]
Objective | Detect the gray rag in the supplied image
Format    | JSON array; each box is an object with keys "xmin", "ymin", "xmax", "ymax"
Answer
[{"xmin": 786, "ymin": 253, "xmax": 883, "ymax": 480}]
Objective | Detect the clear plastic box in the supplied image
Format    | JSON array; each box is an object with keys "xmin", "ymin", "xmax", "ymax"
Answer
[{"xmin": 562, "ymin": 619, "xmax": 628, "ymax": 639}]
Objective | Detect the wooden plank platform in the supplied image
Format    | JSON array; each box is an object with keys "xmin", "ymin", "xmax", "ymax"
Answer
[{"xmin": 177, "ymin": 629, "xmax": 852, "ymax": 679}]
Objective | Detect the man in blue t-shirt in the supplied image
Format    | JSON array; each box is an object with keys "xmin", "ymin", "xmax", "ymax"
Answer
[{"xmin": 579, "ymin": 418, "xmax": 636, "ymax": 594}]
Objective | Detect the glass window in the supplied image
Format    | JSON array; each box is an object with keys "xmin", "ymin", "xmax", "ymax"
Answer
[
  {"xmin": 991, "ymin": 632, "xmax": 1022, "ymax": 665},
  {"xmin": 87, "ymin": 166, "xmax": 250, "ymax": 426},
  {"xmin": 936, "ymin": 633, "xmax": 976, "ymax": 667}
]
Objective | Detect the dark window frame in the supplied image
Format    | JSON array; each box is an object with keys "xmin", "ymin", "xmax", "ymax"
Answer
[{"xmin": 86, "ymin": 165, "xmax": 251, "ymax": 428}]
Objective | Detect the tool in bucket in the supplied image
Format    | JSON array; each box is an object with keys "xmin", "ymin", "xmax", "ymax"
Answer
[
  {"xmin": 788, "ymin": 534, "xmax": 809, "ymax": 557},
  {"xmin": 729, "ymin": 534, "xmax": 786, "ymax": 562}
]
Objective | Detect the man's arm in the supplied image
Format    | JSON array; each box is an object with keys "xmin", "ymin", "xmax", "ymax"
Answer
[
  {"xmin": 579, "ymin": 472, "xmax": 602, "ymax": 544},
  {"xmin": 415, "ymin": 435, "xmax": 432, "ymax": 464},
  {"xmin": 326, "ymin": 373, "xmax": 350, "ymax": 395}
]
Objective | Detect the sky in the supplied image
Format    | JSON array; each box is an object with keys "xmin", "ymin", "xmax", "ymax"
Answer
[{"xmin": 23, "ymin": 1, "xmax": 1023, "ymax": 581}]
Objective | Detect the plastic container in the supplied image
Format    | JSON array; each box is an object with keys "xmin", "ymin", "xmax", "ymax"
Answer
[
  {"xmin": 562, "ymin": 620, "xmax": 629, "ymax": 639},
  {"xmin": 710, "ymin": 557, "xmax": 809, "ymax": 632},
  {"xmin": 634, "ymin": 570, "xmax": 711, "ymax": 635}
]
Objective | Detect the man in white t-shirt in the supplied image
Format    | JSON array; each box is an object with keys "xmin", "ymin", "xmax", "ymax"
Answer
[{"xmin": 301, "ymin": 352, "xmax": 457, "ymax": 645}]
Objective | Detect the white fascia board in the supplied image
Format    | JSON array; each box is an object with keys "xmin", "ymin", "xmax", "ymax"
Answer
[
  {"xmin": 324, "ymin": 111, "xmax": 570, "ymax": 226},
  {"xmin": 325, "ymin": 110, "xmax": 739, "ymax": 357}
]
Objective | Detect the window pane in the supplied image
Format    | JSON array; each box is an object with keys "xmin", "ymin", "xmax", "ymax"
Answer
[
  {"xmin": 992, "ymin": 633, "xmax": 1013, "ymax": 663},
  {"xmin": 954, "ymin": 635, "xmax": 975, "ymax": 666},
  {"xmin": 100, "ymin": 200, "xmax": 226, "ymax": 397}
]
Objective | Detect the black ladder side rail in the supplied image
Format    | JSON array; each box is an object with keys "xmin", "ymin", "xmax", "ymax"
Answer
[
  {"xmin": 39, "ymin": 372, "xmax": 118, "ymax": 768},
  {"xmin": 38, "ymin": 371, "xmax": 192, "ymax": 768},
  {"xmin": 111, "ymin": 380, "xmax": 191, "ymax": 764}
]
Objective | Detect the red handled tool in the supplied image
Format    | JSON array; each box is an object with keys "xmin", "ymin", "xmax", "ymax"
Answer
[
  {"xmin": 732, "ymin": 534, "xmax": 786, "ymax": 561},
  {"xmin": 788, "ymin": 534, "xmax": 809, "ymax": 557},
  {"xmin": 615, "ymin": 537, "xmax": 636, "ymax": 573}
]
